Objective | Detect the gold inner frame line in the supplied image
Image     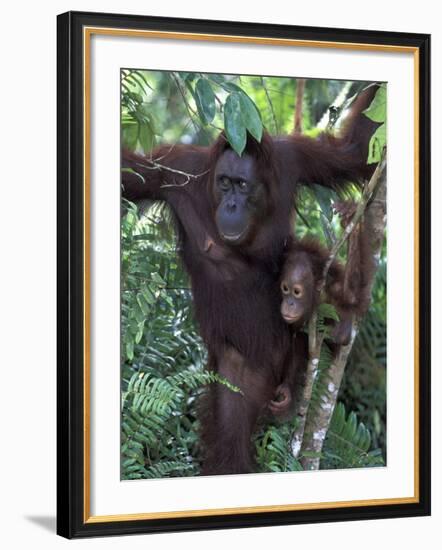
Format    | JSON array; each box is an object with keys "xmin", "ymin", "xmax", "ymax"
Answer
[{"xmin": 82, "ymin": 26, "xmax": 420, "ymax": 524}]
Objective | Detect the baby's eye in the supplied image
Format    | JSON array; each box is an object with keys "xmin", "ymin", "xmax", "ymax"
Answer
[
  {"xmin": 293, "ymin": 285, "xmax": 303, "ymax": 298},
  {"xmin": 238, "ymin": 180, "xmax": 248, "ymax": 191},
  {"xmin": 281, "ymin": 282, "xmax": 290, "ymax": 294}
]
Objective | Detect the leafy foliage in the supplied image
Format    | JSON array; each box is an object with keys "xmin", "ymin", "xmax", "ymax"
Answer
[
  {"xmin": 121, "ymin": 200, "xmax": 242, "ymax": 479},
  {"xmin": 121, "ymin": 71, "xmax": 264, "ymax": 155},
  {"xmin": 364, "ymin": 83, "xmax": 387, "ymax": 163},
  {"xmin": 339, "ymin": 262, "xmax": 387, "ymax": 455},
  {"xmin": 255, "ymin": 421, "xmax": 303, "ymax": 473},
  {"xmin": 321, "ymin": 403, "xmax": 384, "ymax": 469}
]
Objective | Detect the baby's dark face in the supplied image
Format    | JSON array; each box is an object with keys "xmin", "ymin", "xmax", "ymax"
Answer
[{"xmin": 280, "ymin": 252, "xmax": 315, "ymax": 326}]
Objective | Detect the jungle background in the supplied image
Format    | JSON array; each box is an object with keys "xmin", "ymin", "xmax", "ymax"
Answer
[{"xmin": 120, "ymin": 70, "xmax": 387, "ymax": 480}]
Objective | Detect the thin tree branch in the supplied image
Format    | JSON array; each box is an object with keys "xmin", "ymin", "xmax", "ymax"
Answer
[
  {"xmin": 171, "ymin": 73, "xmax": 203, "ymax": 135},
  {"xmin": 291, "ymin": 148, "xmax": 387, "ymax": 467},
  {"xmin": 260, "ymin": 76, "xmax": 279, "ymax": 134},
  {"xmin": 299, "ymin": 330, "xmax": 357, "ymax": 470},
  {"xmin": 151, "ymin": 119, "xmax": 194, "ymax": 163},
  {"xmin": 320, "ymin": 148, "xmax": 387, "ymax": 290},
  {"xmin": 131, "ymin": 160, "xmax": 209, "ymax": 189},
  {"xmin": 317, "ymin": 81, "xmax": 352, "ymax": 131},
  {"xmin": 300, "ymin": 166, "xmax": 387, "ymax": 470},
  {"xmin": 291, "ymin": 311, "xmax": 324, "ymax": 458},
  {"xmin": 171, "ymin": 73, "xmax": 223, "ymax": 135}
]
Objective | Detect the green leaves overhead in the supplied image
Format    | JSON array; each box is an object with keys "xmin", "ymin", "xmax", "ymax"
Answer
[
  {"xmin": 138, "ymin": 122, "xmax": 155, "ymax": 153},
  {"xmin": 367, "ymin": 123, "xmax": 387, "ymax": 164},
  {"xmin": 189, "ymin": 74, "xmax": 263, "ymax": 155},
  {"xmin": 224, "ymin": 92, "xmax": 263, "ymax": 156},
  {"xmin": 238, "ymin": 92, "xmax": 263, "ymax": 142},
  {"xmin": 224, "ymin": 93, "xmax": 247, "ymax": 156},
  {"xmin": 122, "ymin": 70, "xmax": 264, "ymax": 157},
  {"xmin": 363, "ymin": 84, "xmax": 387, "ymax": 123},
  {"xmin": 194, "ymin": 78, "xmax": 216, "ymax": 125},
  {"xmin": 122, "ymin": 102, "xmax": 156, "ymax": 154},
  {"xmin": 122, "ymin": 121, "xmax": 139, "ymax": 151},
  {"xmin": 364, "ymin": 84, "xmax": 387, "ymax": 163}
]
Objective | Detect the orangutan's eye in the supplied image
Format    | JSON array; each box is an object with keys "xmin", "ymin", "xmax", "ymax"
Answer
[
  {"xmin": 293, "ymin": 285, "xmax": 303, "ymax": 298},
  {"xmin": 219, "ymin": 177, "xmax": 231, "ymax": 191},
  {"xmin": 281, "ymin": 282, "xmax": 290, "ymax": 294}
]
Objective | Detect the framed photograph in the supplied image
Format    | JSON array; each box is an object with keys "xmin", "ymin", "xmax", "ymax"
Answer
[{"xmin": 57, "ymin": 11, "xmax": 431, "ymax": 538}]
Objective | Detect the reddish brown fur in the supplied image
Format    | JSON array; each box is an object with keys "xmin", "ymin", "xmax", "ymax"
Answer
[
  {"xmin": 279, "ymin": 209, "xmax": 375, "ymax": 336},
  {"xmin": 270, "ymin": 208, "xmax": 376, "ymax": 418},
  {"xmin": 121, "ymin": 85, "xmax": 379, "ymax": 475}
]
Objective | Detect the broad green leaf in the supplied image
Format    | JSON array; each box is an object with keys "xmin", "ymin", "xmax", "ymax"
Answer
[
  {"xmin": 367, "ymin": 123, "xmax": 386, "ymax": 163},
  {"xmin": 333, "ymin": 403, "xmax": 346, "ymax": 433},
  {"xmin": 224, "ymin": 93, "xmax": 247, "ymax": 156},
  {"xmin": 361, "ymin": 425, "xmax": 372, "ymax": 452},
  {"xmin": 151, "ymin": 272, "xmax": 166, "ymax": 287},
  {"xmin": 195, "ymin": 78, "xmax": 216, "ymax": 124},
  {"xmin": 135, "ymin": 322, "xmax": 144, "ymax": 344},
  {"xmin": 139, "ymin": 122, "xmax": 155, "ymax": 153},
  {"xmin": 184, "ymin": 77, "xmax": 195, "ymax": 98},
  {"xmin": 122, "ymin": 122, "xmax": 138, "ymax": 151},
  {"xmin": 136, "ymin": 103, "xmax": 153, "ymax": 123},
  {"xmin": 208, "ymin": 74, "xmax": 226, "ymax": 86},
  {"xmin": 239, "ymin": 92, "xmax": 263, "ymax": 141},
  {"xmin": 363, "ymin": 84, "xmax": 387, "ymax": 123},
  {"xmin": 373, "ymin": 409, "xmax": 382, "ymax": 435},
  {"xmin": 342, "ymin": 411, "xmax": 358, "ymax": 440},
  {"xmin": 355, "ymin": 423, "xmax": 367, "ymax": 448},
  {"xmin": 126, "ymin": 339, "xmax": 134, "ymax": 361},
  {"xmin": 219, "ymin": 81, "xmax": 243, "ymax": 93},
  {"xmin": 136, "ymin": 294, "xmax": 149, "ymax": 315},
  {"xmin": 134, "ymin": 302, "xmax": 145, "ymax": 323},
  {"xmin": 126, "ymin": 91, "xmax": 143, "ymax": 104},
  {"xmin": 141, "ymin": 286, "xmax": 156, "ymax": 305},
  {"xmin": 183, "ymin": 72, "xmax": 196, "ymax": 83},
  {"xmin": 130, "ymin": 71, "xmax": 152, "ymax": 91}
]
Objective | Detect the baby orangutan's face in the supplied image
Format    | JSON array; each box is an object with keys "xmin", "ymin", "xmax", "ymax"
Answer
[{"xmin": 280, "ymin": 252, "xmax": 315, "ymax": 326}]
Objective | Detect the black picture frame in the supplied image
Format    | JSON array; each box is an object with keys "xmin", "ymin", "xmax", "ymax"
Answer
[{"xmin": 57, "ymin": 10, "xmax": 431, "ymax": 539}]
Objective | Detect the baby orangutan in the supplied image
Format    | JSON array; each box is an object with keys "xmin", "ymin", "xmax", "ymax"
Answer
[
  {"xmin": 279, "ymin": 237, "xmax": 353, "ymax": 343},
  {"xmin": 269, "ymin": 201, "xmax": 375, "ymax": 417},
  {"xmin": 267, "ymin": 239, "xmax": 347, "ymax": 418},
  {"xmin": 280, "ymin": 201, "xmax": 374, "ymax": 342}
]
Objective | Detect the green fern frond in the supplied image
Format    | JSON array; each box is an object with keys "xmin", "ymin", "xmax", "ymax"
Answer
[
  {"xmin": 255, "ymin": 422, "xmax": 302, "ymax": 473},
  {"xmin": 321, "ymin": 403, "xmax": 384, "ymax": 469}
]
